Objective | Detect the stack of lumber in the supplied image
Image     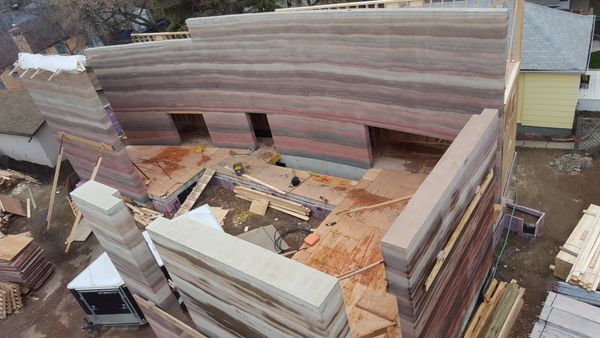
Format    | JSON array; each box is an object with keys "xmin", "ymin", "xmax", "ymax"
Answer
[
  {"xmin": 0, "ymin": 281, "xmax": 23, "ymax": 319},
  {"xmin": 562, "ymin": 205, "xmax": 600, "ymax": 290},
  {"xmin": 147, "ymin": 216, "xmax": 350, "ymax": 337},
  {"xmin": 554, "ymin": 204, "xmax": 600, "ymax": 284},
  {"xmin": 531, "ymin": 292, "xmax": 600, "ymax": 337},
  {"xmin": 464, "ymin": 279, "xmax": 525, "ymax": 338},
  {"xmin": 126, "ymin": 203, "xmax": 163, "ymax": 228},
  {"xmin": 0, "ymin": 236, "xmax": 54, "ymax": 289},
  {"xmin": 234, "ymin": 186, "xmax": 310, "ymax": 220}
]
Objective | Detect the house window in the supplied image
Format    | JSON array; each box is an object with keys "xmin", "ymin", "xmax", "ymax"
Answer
[{"xmin": 54, "ymin": 42, "xmax": 68, "ymax": 54}]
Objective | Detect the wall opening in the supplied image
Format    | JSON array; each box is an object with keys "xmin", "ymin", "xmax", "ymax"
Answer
[
  {"xmin": 368, "ymin": 126, "xmax": 450, "ymax": 172},
  {"xmin": 170, "ymin": 113, "xmax": 211, "ymax": 144},
  {"xmin": 248, "ymin": 113, "xmax": 272, "ymax": 138}
]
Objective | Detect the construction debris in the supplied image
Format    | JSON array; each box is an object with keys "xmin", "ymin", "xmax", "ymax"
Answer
[
  {"xmin": 0, "ymin": 194, "xmax": 27, "ymax": 217},
  {"xmin": 234, "ymin": 186, "xmax": 310, "ymax": 220},
  {"xmin": 126, "ymin": 203, "xmax": 163, "ymax": 228},
  {"xmin": 549, "ymin": 153, "xmax": 593, "ymax": 175},
  {"xmin": 464, "ymin": 279, "xmax": 524, "ymax": 338},
  {"xmin": 0, "ymin": 169, "xmax": 39, "ymax": 190}
]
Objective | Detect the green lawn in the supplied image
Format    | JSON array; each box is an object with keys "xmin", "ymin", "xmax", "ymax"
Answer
[{"xmin": 590, "ymin": 51, "xmax": 600, "ymax": 69}]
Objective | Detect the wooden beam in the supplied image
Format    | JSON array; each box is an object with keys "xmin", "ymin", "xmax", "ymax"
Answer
[
  {"xmin": 60, "ymin": 132, "xmax": 115, "ymax": 151},
  {"xmin": 46, "ymin": 141, "xmax": 64, "ymax": 230},
  {"xmin": 337, "ymin": 259, "xmax": 384, "ymax": 280},
  {"xmin": 424, "ymin": 169, "xmax": 494, "ymax": 291},
  {"xmin": 336, "ymin": 194, "xmax": 413, "ymax": 215}
]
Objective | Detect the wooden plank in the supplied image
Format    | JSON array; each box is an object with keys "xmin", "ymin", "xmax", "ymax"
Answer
[
  {"xmin": 27, "ymin": 186, "xmax": 37, "ymax": 209},
  {"xmin": 47, "ymin": 142, "xmax": 64, "ymax": 230},
  {"xmin": 225, "ymin": 166, "xmax": 287, "ymax": 195},
  {"xmin": 336, "ymin": 194, "xmax": 413, "ymax": 215},
  {"xmin": 174, "ymin": 168, "xmax": 215, "ymax": 217},
  {"xmin": 249, "ymin": 199, "xmax": 269, "ymax": 216},
  {"xmin": 425, "ymin": 169, "xmax": 494, "ymax": 291},
  {"xmin": 0, "ymin": 235, "xmax": 33, "ymax": 261},
  {"xmin": 61, "ymin": 132, "xmax": 115, "ymax": 151},
  {"xmin": 0, "ymin": 195, "xmax": 27, "ymax": 216}
]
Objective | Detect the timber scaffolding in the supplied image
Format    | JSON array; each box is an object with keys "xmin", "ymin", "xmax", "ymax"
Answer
[{"xmin": 19, "ymin": 2, "xmax": 524, "ymax": 338}]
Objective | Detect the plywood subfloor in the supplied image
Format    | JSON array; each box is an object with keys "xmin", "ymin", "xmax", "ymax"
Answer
[
  {"xmin": 293, "ymin": 168, "xmax": 428, "ymax": 337},
  {"xmin": 127, "ymin": 143, "xmax": 356, "ymax": 206}
]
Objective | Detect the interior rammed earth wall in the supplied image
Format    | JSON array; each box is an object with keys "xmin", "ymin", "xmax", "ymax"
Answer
[
  {"xmin": 85, "ymin": 9, "xmax": 508, "ymax": 169},
  {"xmin": 22, "ymin": 72, "xmax": 148, "ymax": 201}
]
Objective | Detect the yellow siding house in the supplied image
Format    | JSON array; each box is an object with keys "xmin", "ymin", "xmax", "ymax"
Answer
[{"xmin": 517, "ymin": 3, "xmax": 594, "ymax": 134}]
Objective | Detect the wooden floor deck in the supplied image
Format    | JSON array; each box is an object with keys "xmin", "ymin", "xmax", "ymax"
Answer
[{"xmin": 127, "ymin": 141, "xmax": 441, "ymax": 336}]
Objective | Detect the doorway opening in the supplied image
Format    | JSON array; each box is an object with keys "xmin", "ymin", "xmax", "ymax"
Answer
[
  {"xmin": 248, "ymin": 113, "xmax": 272, "ymax": 139},
  {"xmin": 170, "ymin": 113, "xmax": 211, "ymax": 144},
  {"xmin": 368, "ymin": 126, "xmax": 450, "ymax": 173}
]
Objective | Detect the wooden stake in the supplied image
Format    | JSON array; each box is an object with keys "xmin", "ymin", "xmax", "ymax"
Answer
[
  {"xmin": 26, "ymin": 198, "xmax": 30, "ymax": 218},
  {"xmin": 27, "ymin": 187, "xmax": 36, "ymax": 209},
  {"xmin": 336, "ymin": 194, "xmax": 413, "ymax": 215},
  {"xmin": 47, "ymin": 138, "xmax": 64, "ymax": 230}
]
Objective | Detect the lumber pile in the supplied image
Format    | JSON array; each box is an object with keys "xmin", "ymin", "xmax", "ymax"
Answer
[
  {"xmin": 234, "ymin": 186, "xmax": 310, "ymax": 220},
  {"xmin": 531, "ymin": 292, "xmax": 600, "ymax": 337},
  {"xmin": 0, "ymin": 281, "xmax": 23, "ymax": 319},
  {"xmin": 562, "ymin": 205, "xmax": 600, "ymax": 290},
  {"xmin": 126, "ymin": 203, "xmax": 163, "ymax": 228},
  {"xmin": 0, "ymin": 236, "xmax": 55, "ymax": 289},
  {"xmin": 464, "ymin": 279, "xmax": 524, "ymax": 338},
  {"xmin": 554, "ymin": 204, "xmax": 599, "ymax": 279}
]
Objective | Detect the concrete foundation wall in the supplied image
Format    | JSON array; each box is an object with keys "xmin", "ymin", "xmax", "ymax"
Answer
[{"xmin": 0, "ymin": 123, "xmax": 58, "ymax": 167}]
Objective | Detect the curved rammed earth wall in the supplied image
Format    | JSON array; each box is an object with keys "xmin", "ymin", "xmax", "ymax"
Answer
[{"xmin": 86, "ymin": 9, "xmax": 507, "ymax": 168}]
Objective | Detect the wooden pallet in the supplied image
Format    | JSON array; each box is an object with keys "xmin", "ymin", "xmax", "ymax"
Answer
[
  {"xmin": 174, "ymin": 168, "xmax": 216, "ymax": 217},
  {"xmin": 0, "ymin": 281, "xmax": 23, "ymax": 319}
]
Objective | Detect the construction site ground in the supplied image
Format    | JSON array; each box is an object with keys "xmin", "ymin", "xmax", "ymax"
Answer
[{"xmin": 0, "ymin": 147, "xmax": 598, "ymax": 338}]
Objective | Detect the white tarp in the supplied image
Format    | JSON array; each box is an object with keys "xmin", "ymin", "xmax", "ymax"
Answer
[
  {"xmin": 17, "ymin": 53, "xmax": 87, "ymax": 73},
  {"xmin": 176, "ymin": 204, "xmax": 224, "ymax": 232}
]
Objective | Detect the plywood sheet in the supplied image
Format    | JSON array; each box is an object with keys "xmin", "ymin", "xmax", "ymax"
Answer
[{"xmin": 0, "ymin": 236, "xmax": 33, "ymax": 261}]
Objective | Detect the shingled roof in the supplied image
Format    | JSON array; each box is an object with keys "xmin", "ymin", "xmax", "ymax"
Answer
[
  {"xmin": 0, "ymin": 10, "xmax": 66, "ymax": 70},
  {"xmin": 521, "ymin": 2, "xmax": 594, "ymax": 72},
  {"xmin": 0, "ymin": 90, "xmax": 44, "ymax": 136}
]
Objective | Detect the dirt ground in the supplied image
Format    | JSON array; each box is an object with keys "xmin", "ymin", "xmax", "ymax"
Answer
[
  {"xmin": 0, "ymin": 147, "xmax": 598, "ymax": 337},
  {"xmin": 501, "ymin": 148, "xmax": 600, "ymax": 337}
]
